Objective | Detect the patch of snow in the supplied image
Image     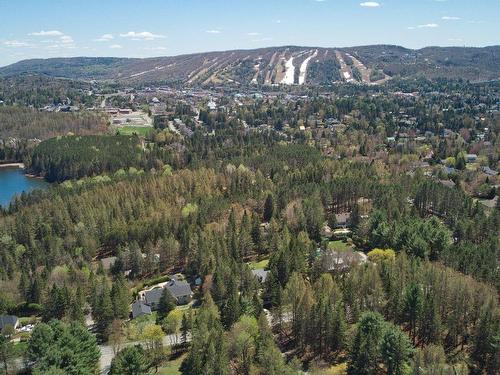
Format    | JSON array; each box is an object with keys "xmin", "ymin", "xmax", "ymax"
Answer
[
  {"xmin": 281, "ymin": 57, "xmax": 295, "ymax": 85},
  {"xmin": 299, "ymin": 50, "xmax": 318, "ymax": 85},
  {"xmin": 343, "ymin": 71, "xmax": 351, "ymax": 79}
]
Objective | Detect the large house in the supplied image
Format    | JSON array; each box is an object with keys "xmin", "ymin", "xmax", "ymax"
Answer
[
  {"xmin": 320, "ymin": 249, "xmax": 368, "ymax": 273},
  {"xmin": 138, "ymin": 278, "xmax": 194, "ymax": 317}
]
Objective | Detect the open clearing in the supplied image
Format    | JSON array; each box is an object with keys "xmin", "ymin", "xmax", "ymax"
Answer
[{"xmin": 116, "ymin": 125, "xmax": 153, "ymax": 136}]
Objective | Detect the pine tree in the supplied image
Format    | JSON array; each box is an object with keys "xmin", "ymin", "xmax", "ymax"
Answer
[
  {"xmin": 157, "ymin": 287, "xmax": 176, "ymax": 323},
  {"xmin": 111, "ymin": 275, "xmax": 131, "ymax": 320},
  {"xmin": 380, "ymin": 324, "xmax": 414, "ymax": 375},
  {"xmin": 402, "ymin": 283, "xmax": 423, "ymax": 344},
  {"xmin": 94, "ymin": 282, "xmax": 114, "ymax": 339},
  {"xmin": 348, "ymin": 312, "xmax": 385, "ymax": 375},
  {"xmin": 263, "ymin": 194, "xmax": 275, "ymax": 222}
]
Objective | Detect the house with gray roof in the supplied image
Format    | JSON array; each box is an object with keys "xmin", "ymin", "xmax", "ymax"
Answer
[
  {"xmin": 0, "ymin": 315, "xmax": 19, "ymax": 332},
  {"xmin": 165, "ymin": 279, "xmax": 193, "ymax": 305},
  {"xmin": 251, "ymin": 269, "xmax": 269, "ymax": 283},
  {"xmin": 144, "ymin": 288, "xmax": 164, "ymax": 310},
  {"xmin": 131, "ymin": 301, "xmax": 152, "ymax": 319}
]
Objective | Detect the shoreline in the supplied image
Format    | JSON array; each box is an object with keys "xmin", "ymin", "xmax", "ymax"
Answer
[{"xmin": 0, "ymin": 162, "xmax": 25, "ymax": 169}]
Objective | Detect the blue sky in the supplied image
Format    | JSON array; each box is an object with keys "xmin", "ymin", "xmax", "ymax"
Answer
[{"xmin": 0, "ymin": 0, "xmax": 498, "ymax": 66}]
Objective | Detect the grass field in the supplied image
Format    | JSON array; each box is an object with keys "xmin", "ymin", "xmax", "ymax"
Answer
[
  {"xmin": 328, "ymin": 240, "xmax": 353, "ymax": 252},
  {"xmin": 248, "ymin": 258, "xmax": 269, "ymax": 270},
  {"xmin": 158, "ymin": 354, "xmax": 186, "ymax": 375},
  {"xmin": 116, "ymin": 125, "xmax": 153, "ymax": 136}
]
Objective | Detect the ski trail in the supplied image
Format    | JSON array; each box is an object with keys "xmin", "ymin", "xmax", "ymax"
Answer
[
  {"xmin": 299, "ymin": 50, "xmax": 318, "ymax": 85},
  {"xmin": 281, "ymin": 56, "xmax": 295, "ymax": 85}
]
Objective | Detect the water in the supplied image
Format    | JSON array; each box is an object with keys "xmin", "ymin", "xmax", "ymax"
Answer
[{"xmin": 0, "ymin": 167, "xmax": 49, "ymax": 207}]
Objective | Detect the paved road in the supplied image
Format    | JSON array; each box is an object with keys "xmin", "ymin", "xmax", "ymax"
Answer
[{"xmin": 99, "ymin": 333, "xmax": 189, "ymax": 375}]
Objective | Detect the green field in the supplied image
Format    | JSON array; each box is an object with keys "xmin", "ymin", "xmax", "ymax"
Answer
[
  {"xmin": 248, "ymin": 258, "xmax": 269, "ymax": 270},
  {"xmin": 117, "ymin": 126, "xmax": 153, "ymax": 136},
  {"xmin": 328, "ymin": 240, "xmax": 353, "ymax": 252},
  {"xmin": 158, "ymin": 354, "xmax": 186, "ymax": 375}
]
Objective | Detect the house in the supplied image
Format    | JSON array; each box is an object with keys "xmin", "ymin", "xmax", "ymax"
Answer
[
  {"xmin": 0, "ymin": 315, "xmax": 19, "ymax": 332},
  {"xmin": 252, "ymin": 269, "xmax": 269, "ymax": 283},
  {"xmin": 335, "ymin": 213, "xmax": 351, "ymax": 228},
  {"xmin": 320, "ymin": 224, "xmax": 333, "ymax": 238},
  {"xmin": 207, "ymin": 100, "xmax": 217, "ymax": 111},
  {"xmin": 320, "ymin": 249, "xmax": 367, "ymax": 273},
  {"xmin": 165, "ymin": 279, "xmax": 193, "ymax": 305},
  {"xmin": 143, "ymin": 288, "xmax": 164, "ymax": 310},
  {"xmin": 132, "ymin": 301, "xmax": 152, "ymax": 319},
  {"xmin": 482, "ymin": 166, "xmax": 498, "ymax": 176},
  {"xmin": 466, "ymin": 154, "xmax": 478, "ymax": 163}
]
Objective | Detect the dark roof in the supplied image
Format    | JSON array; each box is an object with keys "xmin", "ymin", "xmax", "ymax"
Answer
[
  {"xmin": 144, "ymin": 288, "xmax": 164, "ymax": 305},
  {"xmin": 0, "ymin": 315, "xmax": 18, "ymax": 330},
  {"xmin": 165, "ymin": 279, "xmax": 193, "ymax": 299},
  {"xmin": 132, "ymin": 301, "xmax": 151, "ymax": 318}
]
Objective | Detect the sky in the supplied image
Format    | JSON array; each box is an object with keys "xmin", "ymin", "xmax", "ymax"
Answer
[{"xmin": 0, "ymin": 0, "xmax": 498, "ymax": 67}]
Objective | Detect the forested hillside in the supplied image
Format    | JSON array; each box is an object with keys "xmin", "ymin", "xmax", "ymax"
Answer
[{"xmin": 1, "ymin": 45, "xmax": 498, "ymax": 86}]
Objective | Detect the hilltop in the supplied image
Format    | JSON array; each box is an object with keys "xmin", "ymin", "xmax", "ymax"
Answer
[{"xmin": 0, "ymin": 45, "xmax": 498, "ymax": 86}]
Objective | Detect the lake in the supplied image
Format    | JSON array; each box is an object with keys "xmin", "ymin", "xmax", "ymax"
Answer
[{"xmin": 0, "ymin": 166, "xmax": 49, "ymax": 207}]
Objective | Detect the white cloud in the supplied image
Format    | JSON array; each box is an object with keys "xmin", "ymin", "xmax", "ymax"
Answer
[
  {"xmin": 60, "ymin": 35, "xmax": 74, "ymax": 44},
  {"xmin": 95, "ymin": 34, "xmax": 114, "ymax": 42},
  {"xmin": 247, "ymin": 32, "xmax": 260, "ymax": 36},
  {"xmin": 442, "ymin": 16, "xmax": 461, "ymax": 20},
  {"xmin": 3, "ymin": 40, "xmax": 30, "ymax": 47},
  {"xmin": 276, "ymin": 20, "xmax": 282, "ymax": 24},
  {"xmin": 418, "ymin": 23, "xmax": 439, "ymax": 28},
  {"xmin": 120, "ymin": 31, "xmax": 165, "ymax": 40},
  {"xmin": 30, "ymin": 30, "xmax": 64, "ymax": 37},
  {"xmin": 360, "ymin": 2, "xmax": 380, "ymax": 7},
  {"xmin": 205, "ymin": 30, "xmax": 221, "ymax": 34},
  {"xmin": 110, "ymin": 44, "xmax": 123, "ymax": 49}
]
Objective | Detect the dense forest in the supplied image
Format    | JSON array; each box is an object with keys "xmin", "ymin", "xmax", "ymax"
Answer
[
  {"xmin": 26, "ymin": 135, "xmax": 144, "ymax": 182},
  {"xmin": 0, "ymin": 76, "xmax": 498, "ymax": 375}
]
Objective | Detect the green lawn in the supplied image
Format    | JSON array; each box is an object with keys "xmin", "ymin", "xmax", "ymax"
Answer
[
  {"xmin": 328, "ymin": 240, "xmax": 353, "ymax": 252},
  {"xmin": 248, "ymin": 258, "xmax": 269, "ymax": 270},
  {"xmin": 117, "ymin": 126, "xmax": 153, "ymax": 136},
  {"xmin": 157, "ymin": 354, "xmax": 186, "ymax": 375}
]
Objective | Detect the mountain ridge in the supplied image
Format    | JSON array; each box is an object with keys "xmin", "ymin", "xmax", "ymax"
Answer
[{"xmin": 1, "ymin": 45, "xmax": 498, "ymax": 86}]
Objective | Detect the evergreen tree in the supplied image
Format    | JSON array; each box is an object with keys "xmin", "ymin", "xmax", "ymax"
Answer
[
  {"xmin": 111, "ymin": 275, "xmax": 131, "ymax": 320},
  {"xmin": 348, "ymin": 312, "xmax": 385, "ymax": 375},
  {"xmin": 263, "ymin": 194, "xmax": 275, "ymax": 222},
  {"xmin": 380, "ymin": 324, "xmax": 414, "ymax": 375},
  {"xmin": 109, "ymin": 345, "xmax": 150, "ymax": 375},
  {"xmin": 157, "ymin": 287, "xmax": 176, "ymax": 323}
]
